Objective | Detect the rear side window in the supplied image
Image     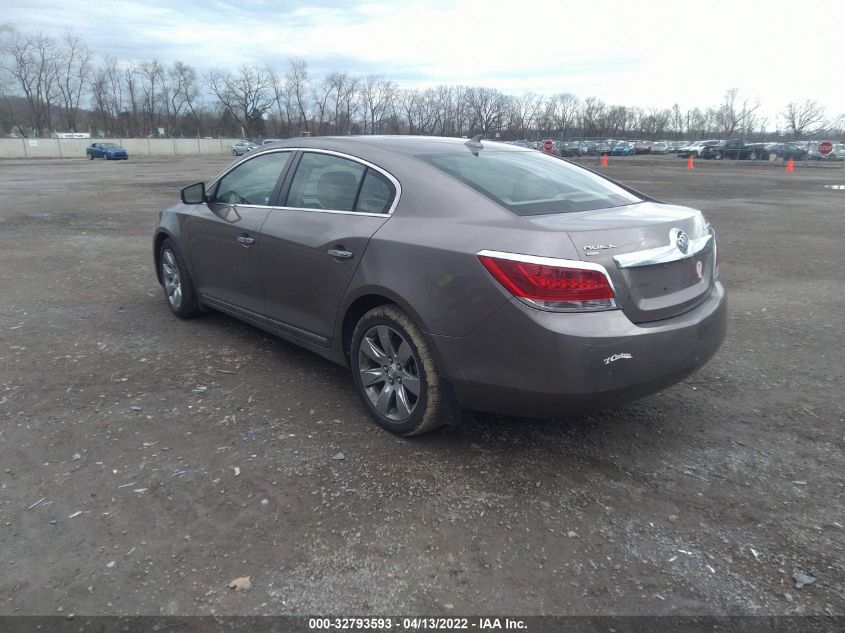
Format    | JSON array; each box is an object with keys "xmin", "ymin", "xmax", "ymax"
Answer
[
  {"xmin": 286, "ymin": 153, "xmax": 366, "ymax": 211},
  {"xmin": 420, "ymin": 151, "xmax": 643, "ymax": 216},
  {"xmin": 355, "ymin": 170, "xmax": 395, "ymax": 214}
]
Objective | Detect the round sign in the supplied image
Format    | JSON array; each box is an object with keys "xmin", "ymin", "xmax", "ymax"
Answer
[
  {"xmin": 819, "ymin": 140, "xmax": 833, "ymax": 155},
  {"xmin": 543, "ymin": 139, "xmax": 553, "ymax": 152}
]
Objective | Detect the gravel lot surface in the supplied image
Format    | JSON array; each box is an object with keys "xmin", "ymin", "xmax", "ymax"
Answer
[{"xmin": 1, "ymin": 154, "xmax": 843, "ymax": 616}]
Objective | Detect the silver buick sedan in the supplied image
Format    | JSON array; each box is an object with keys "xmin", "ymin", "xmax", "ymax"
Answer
[{"xmin": 154, "ymin": 136, "xmax": 726, "ymax": 435}]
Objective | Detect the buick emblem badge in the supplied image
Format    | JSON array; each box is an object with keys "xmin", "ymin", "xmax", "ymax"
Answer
[{"xmin": 674, "ymin": 229, "xmax": 690, "ymax": 254}]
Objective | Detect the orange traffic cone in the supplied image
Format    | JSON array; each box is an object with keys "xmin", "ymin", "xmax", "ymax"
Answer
[
  {"xmin": 687, "ymin": 155, "xmax": 694, "ymax": 170},
  {"xmin": 786, "ymin": 158, "xmax": 794, "ymax": 173},
  {"xmin": 601, "ymin": 153, "xmax": 608, "ymax": 167}
]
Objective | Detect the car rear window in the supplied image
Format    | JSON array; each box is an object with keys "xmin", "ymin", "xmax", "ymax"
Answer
[{"xmin": 419, "ymin": 151, "xmax": 643, "ymax": 215}]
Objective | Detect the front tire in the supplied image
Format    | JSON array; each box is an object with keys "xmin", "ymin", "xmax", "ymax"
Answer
[
  {"xmin": 159, "ymin": 238, "xmax": 200, "ymax": 318},
  {"xmin": 350, "ymin": 305, "xmax": 444, "ymax": 436}
]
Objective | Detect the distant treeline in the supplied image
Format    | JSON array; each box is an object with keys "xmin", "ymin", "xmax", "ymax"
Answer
[{"xmin": 1, "ymin": 25, "xmax": 842, "ymax": 140}]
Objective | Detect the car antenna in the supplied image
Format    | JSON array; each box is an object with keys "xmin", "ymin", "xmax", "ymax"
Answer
[{"xmin": 464, "ymin": 134, "xmax": 484, "ymax": 155}]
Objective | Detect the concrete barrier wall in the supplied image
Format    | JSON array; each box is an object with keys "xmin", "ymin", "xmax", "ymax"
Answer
[{"xmin": 0, "ymin": 138, "xmax": 242, "ymax": 159}]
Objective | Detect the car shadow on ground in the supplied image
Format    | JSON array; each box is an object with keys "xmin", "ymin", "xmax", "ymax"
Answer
[{"xmin": 191, "ymin": 305, "xmax": 695, "ymax": 468}]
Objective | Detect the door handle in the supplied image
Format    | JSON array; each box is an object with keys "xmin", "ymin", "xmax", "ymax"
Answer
[
  {"xmin": 237, "ymin": 235, "xmax": 256, "ymax": 247},
  {"xmin": 327, "ymin": 248, "xmax": 353, "ymax": 259}
]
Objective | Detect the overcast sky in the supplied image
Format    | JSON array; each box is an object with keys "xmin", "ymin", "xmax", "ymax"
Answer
[{"xmin": 4, "ymin": 0, "xmax": 844, "ymax": 124}]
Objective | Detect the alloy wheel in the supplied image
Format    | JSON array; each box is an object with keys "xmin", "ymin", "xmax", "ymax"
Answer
[
  {"xmin": 161, "ymin": 249, "xmax": 183, "ymax": 309},
  {"xmin": 357, "ymin": 325, "xmax": 421, "ymax": 422}
]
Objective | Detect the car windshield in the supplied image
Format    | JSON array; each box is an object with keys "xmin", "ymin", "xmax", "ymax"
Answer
[
  {"xmin": 420, "ymin": 150, "xmax": 644, "ymax": 216},
  {"xmin": 100, "ymin": 143, "xmax": 118, "ymax": 148}
]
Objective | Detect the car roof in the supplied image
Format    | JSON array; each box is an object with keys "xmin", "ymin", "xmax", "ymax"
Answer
[{"xmin": 258, "ymin": 135, "xmax": 530, "ymax": 158}]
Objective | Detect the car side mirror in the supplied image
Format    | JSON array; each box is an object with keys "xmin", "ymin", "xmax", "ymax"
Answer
[{"xmin": 181, "ymin": 182, "xmax": 206, "ymax": 205}]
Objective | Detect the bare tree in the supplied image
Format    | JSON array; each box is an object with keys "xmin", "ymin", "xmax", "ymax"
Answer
[
  {"xmin": 466, "ymin": 86, "xmax": 504, "ymax": 136},
  {"xmin": 545, "ymin": 93, "xmax": 578, "ymax": 139},
  {"xmin": 579, "ymin": 97, "xmax": 607, "ymax": 137},
  {"xmin": 55, "ymin": 33, "xmax": 91, "ymax": 132},
  {"xmin": 641, "ymin": 107, "xmax": 670, "ymax": 139},
  {"xmin": 12, "ymin": 24, "xmax": 844, "ymax": 143},
  {"xmin": 0, "ymin": 27, "xmax": 60, "ymax": 136},
  {"xmin": 687, "ymin": 106, "xmax": 718, "ymax": 139},
  {"xmin": 399, "ymin": 88, "xmax": 423, "ymax": 135},
  {"xmin": 507, "ymin": 91, "xmax": 543, "ymax": 139},
  {"xmin": 312, "ymin": 74, "xmax": 335, "ymax": 135},
  {"xmin": 669, "ymin": 103, "xmax": 685, "ymax": 138},
  {"xmin": 90, "ymin": 55, "xmax": 125, "ymax": 134},
  {"xmin": 138, "ymin": 60, "xmax": 164, "ymax": 134},
  {"xmin": 160, "ymin": 61, "xmax": 200, "ymax": 136},
  {"xmin": 206, "ymin": 64, "xmax": 272, "ymax": 137},
  {"xmin": 360, "ymin": 74, "xmax": 397, "ymax": 134},
  {"xmin": 267, "ymin": 67, "xmax": 293, "ymax": 138},
  {"xmin": 780, "ymin": 100, "xmax": 826, "ymax": 137},
  {"xmin": 325, "ymin": 71, "xmax": 357, "ymax": 135},
  {"xmin": 286, "ymin": 58, "xmax": 311, "ymax": 134},
  {"xmin": 716, "ymin": 88, "xmax": 759, "ymax": 138}
]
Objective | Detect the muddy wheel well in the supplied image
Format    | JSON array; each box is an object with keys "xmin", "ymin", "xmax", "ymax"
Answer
[
  {"xmin": 153, "ymin": 233, "xmax": 169, "ymax": 284},
  {"xmin": 341, "ymin": 295, "xmax": 394, "ymax": 365}
]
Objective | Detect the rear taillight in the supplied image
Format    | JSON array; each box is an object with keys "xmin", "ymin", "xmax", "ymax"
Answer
[{"xmin": 477, "ymin": 250, "xmax": 617, "ymax": 312}]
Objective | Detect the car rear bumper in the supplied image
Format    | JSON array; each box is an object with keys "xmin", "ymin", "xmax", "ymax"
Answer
[{"xmin": 431, "ymin": 281, "xmax": 727, "ymax": 418}]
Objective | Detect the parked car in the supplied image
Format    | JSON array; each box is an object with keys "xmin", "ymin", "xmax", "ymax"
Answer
[
  {"xmin": 232, "ymin": 140, "xmax": 257, "ymax": 156},
  {"xmin": 650, "ymin": 142, "xmax": 671, "ymax": 155},
  {"xmin": 86, "ymin": 142, "xmax": 128, "ymax": 160},
  {"xmin": 598, "ymin": 140, "xmax": 617, "ymax": 155},
  {"xmin": 578, "ymin": 141, "xmax": 599, "ymax": 155},
  {"xmin": 154, "ymin": 136, "xmax": 726, "ymax": 435},
  {"xmin": 677, "ymin": 141, "xmax": 719, "ymax": 159},
  {"xmin": 712, "ymin": 139, "xmax": 768, "ymax": 160},
  {"xmin": 765, "ymin": 143, "xmax": 808, "ymax": 160},
  {"xmin": 553, "ymin": 141, "xmax": 578, "ymax": 157},
  {"xmin": 611, "ymin": 142, "xmax": 636, "ymax": 156},
  {"xmin": 634, "ymin": 142, "xmax": 652, "ymax": 155},
  {"xmin": 808, "ymin": 141, "xmax": 845, "ymax": 161}
]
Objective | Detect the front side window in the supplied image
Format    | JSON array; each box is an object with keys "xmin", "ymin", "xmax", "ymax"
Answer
[
  {"xmin": 420, "ymin": 150, "xmax": 643, "ymax": 216},
  {"xmin": 286, "ymin": 153, "xmax": 367, "ymax": 211},
  {"xmin": 211, "ymin": 152, "xmax": 292, "ymax": 206}
]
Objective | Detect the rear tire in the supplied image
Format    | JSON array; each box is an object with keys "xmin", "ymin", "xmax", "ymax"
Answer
[
  {"xmin": 159, "ymin": 238, "xmax": 200, "ymax": 319},
  {"xmin": 350, "ymin": 305, "xmax": 444, "ymax": 436}
]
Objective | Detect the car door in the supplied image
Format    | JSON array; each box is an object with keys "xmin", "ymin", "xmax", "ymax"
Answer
[
  {"xmin": 188, "ymin": 150, "xmax": 294, "ymax": 315},
  {"xmin": 259, "ymin": 150, "xmax": 395, "ymax": 345}
]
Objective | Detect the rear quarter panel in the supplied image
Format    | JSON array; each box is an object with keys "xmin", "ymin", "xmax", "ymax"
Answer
[{"xmin": 341, "ymin": 162, "xmax": 583, "ymax": 339}]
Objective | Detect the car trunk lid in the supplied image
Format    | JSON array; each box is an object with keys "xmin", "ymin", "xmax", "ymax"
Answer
[{"xmin": 528, "ymin": 202, "xmax": 717, "ymax": 323}]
